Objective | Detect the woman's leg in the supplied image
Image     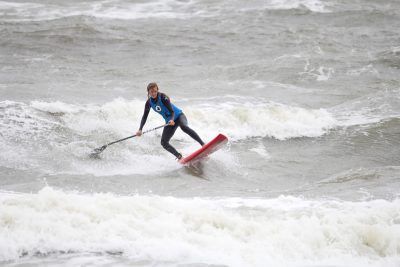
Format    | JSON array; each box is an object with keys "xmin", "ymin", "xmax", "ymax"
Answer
[
  {"xmin": 178, "ymin": 114, "xmax": 205, "ymax": 146},
  {"xmin": 161, "ymin": 123, "xmax": 182, "ymax": 158}
]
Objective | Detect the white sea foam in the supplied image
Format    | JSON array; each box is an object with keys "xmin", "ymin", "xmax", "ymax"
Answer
[
  {"xmin": 0, "ymin": 0, "xmax": 193, "ymax": 21},
  {"xmin": 185, "ymin": 101, "xmax": 336, "ymax": 141},
  {"xmin": 301, "ymin": 59, "xmax": 335, "ymax": 81},
  {"xmin": 0, "ymin": 0, "xmax": 330, "ymax": 22},
  {"xmin": 265, "ymin": 0, "xmax": 329, "ymax": 13},
  {"xmin": 204, "ymin": 0, "xmax": 330, "ymax": 14},
  {"xmin": 249, "ymin": 142, "xmax": 271, "ymax": 158},
  {"xmin": 347, "ymin": 64, "xmax": 379, "ymax": 76},
  {"xmin": 31, "ymin": 100, "xmax": 80, "ymax": 114},
  {"xmin": 28, "ymin": 97, "xmax": 337, "ymax": 141},
  {"xmin": 87, "ymin": 0, "xmax": 190, "ymax": 20},
  {"xmin": 331, "ymin": 89, "xmax": 400, "ymax": 127},
  {"xmin": 0, "ymin": 187, "xmax": 399, "ymax": 266}
]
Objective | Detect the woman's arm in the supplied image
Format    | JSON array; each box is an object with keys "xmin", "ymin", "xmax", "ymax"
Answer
[{"xmin": 137, "ymin": 100, "xmax": 150, "ymax": 135}]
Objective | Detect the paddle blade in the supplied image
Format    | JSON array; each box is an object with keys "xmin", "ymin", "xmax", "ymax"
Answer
[{"xmin": 89, "ymin": 145, "xmax": 107, "ymax": 158}]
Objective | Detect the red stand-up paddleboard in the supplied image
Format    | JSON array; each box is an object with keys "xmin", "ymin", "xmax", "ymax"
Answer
[{"xmin": 179, "ymin": 133, "xmax": 228, "ymax": 164}]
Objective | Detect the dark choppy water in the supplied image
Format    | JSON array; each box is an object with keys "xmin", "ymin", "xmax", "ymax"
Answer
[{"xmin": 1, "ymin": 0, "xmax": 400, "ymax": 266}]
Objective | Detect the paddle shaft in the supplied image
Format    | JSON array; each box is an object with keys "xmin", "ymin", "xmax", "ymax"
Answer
[{"xmin": 105, "ymin": 124, "xmax": 168, "ymax": 147}]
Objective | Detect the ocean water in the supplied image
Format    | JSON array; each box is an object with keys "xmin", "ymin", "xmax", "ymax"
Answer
[{"xmin": 1, "ymin": 0, "xmax": 400, "ymax": 266}]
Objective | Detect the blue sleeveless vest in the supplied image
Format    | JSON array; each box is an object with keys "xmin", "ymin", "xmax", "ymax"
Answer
[{"xmin": 149, "ymin": 94, "xmax": 182, "ymax": 122}]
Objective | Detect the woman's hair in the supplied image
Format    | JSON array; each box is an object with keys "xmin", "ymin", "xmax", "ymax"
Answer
[
  {"xmin": 147, "ymin": 82, "xmax": 158, "ymax": 98},
  {"xmin": 147, "ymin": 82, "xmax": 158, "ymax": 91}
]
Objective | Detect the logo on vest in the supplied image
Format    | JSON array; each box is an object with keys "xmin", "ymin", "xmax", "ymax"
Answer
[{"xmin": 155, "ymin": 105, "xmax": 162, "ymax": 112}]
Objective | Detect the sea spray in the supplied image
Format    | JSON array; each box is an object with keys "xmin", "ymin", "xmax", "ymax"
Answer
[{"xmin": 1, "ymin": 187, "xmax": 399, "ymax": 266}]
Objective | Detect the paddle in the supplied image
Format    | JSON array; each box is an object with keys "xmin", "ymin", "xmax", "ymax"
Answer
[{"xmin": 89, "ymin": 124, "xmax": 168, "ymax": 158}]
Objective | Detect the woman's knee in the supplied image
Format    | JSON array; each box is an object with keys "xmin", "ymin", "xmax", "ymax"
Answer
[
  {"xmin": 161, "ymin": 139, "xmax": 168, "ymax": 148},
  {"xmin": 179, "ymin": 123, "xmax": 190, "ymax": 132}
]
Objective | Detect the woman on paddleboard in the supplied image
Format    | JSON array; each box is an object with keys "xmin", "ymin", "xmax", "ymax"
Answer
[{"xmin": 136, "ymin": 82, "xmax": 204, "ymax": 160}]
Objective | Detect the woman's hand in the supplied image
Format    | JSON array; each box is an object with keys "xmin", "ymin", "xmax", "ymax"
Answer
[
  {"xmin": 136, "ymin": 130, "xmax": 142, "ymax": 136},
  {"xmin": 168, "ymin": 120, "xmax": 175, "ymax": 126}
]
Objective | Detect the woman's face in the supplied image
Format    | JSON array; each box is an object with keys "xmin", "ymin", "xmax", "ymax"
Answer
[{"xmin": 148, "ymin": 87, "xmax": 158, "ymax": 99}]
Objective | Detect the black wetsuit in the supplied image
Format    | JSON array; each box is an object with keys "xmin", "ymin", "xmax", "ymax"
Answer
[{"xmin": 139, "ymin": 93, "xmax": 204, "ymax": 158}]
